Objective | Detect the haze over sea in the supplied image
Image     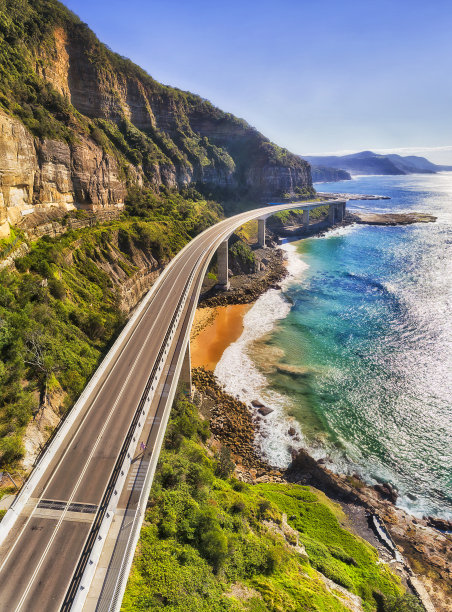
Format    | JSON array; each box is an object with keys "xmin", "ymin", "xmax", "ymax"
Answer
[{"xmin": 216, "ymin": 173, "xmax": 452, "ymax": 520}]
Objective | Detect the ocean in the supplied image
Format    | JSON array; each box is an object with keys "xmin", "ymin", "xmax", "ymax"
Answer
[{"xmin": 215, "ymin": 174, "xmax": 452, "ymax": 520}]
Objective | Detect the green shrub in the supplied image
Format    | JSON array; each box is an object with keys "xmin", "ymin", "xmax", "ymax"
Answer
[
  {"xmin": 199, "ymin": 527, "xmax": 228, "ymax": 571},
  {"xmin": 231, "ymin": 500, "xmax": 246, "ymax": 514},
  {"xmin": 374, "ymin": 592, "xmax": 424, "ymax": 612},
  {"xmin": 257, "ymin": 500, "xmax": 272, "ymax": 518},
  {"xmin": 0, "ymin": 434, "xmax": 24, "ymax": 465},
  {"xmin": 263, "ymin": 546, "xmax": 284, "ymax": 575},
  {"xmin": 48, "ymin": 277, "xmax": 66, "ymax": 300},
  {"xmin": 215, "ymin": 445, "xmax": 235, "ymax": 479}
]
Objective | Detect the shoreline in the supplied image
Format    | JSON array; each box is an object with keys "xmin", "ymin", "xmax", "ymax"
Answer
[
  {"xmin": 190, "ymin": 215, "xmax": 451, "ymax": 611},
  {"xmin": 192, "ymin": 366, "xmax": 450, "ymax": 611}
]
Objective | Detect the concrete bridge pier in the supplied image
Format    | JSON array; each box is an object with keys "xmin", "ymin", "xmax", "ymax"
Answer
[
  {"xmin": 257, "ymin": 217, "xmax": 266, "ymax": 247},
  {"xmin": 302, "ymin": 208, "xmax": 310, "ymax": 231},
  {"xmin": 336, "ymin": 201, "xmax": 346, "ymax": 222},
  {"xmin": 328, "ymin": 203, "xmax": 336, "ymax": 224},
  {"xmin": 217, "ymin": 238, "xmax": 230, "ymax": 289}
]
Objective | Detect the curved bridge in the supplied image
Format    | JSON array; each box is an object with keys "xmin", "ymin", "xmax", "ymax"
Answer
[{"xmin": 0, "ymin": 198, "xmax": 345, "ymax": 611}]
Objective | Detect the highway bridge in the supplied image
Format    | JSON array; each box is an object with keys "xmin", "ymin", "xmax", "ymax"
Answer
[{"xmin": 0, "ymin": 199, "xmax": 345, "ymax": 611}]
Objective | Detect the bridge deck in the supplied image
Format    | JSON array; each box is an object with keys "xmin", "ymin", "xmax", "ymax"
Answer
[{"xmin": 0, "ymin": 199, "xmax": 344, "ymax": 611}]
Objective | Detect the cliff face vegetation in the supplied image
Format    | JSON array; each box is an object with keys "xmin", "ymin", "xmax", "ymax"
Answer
[
  {"xmin": 0, "ymin": 0, "xmax": 312, "ymax": 239},
  {"xmin": 0, "ymin": 189, "xmax": 221, "ymax": 468}
]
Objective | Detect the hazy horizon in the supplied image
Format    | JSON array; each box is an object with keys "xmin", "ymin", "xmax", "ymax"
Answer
[{"xmin": 64, "ymin": 0, "xmax": 452, "ymax": 164}]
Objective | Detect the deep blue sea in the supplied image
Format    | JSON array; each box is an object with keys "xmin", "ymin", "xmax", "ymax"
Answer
[{"xmin": 217, "ymin": 174, "xmax": 452, "ymax": 519}]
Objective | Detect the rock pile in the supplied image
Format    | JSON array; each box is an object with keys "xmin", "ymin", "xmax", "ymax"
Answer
[
  {"xmin": 199, "ymin": 248, "xmax": 288, "ymax": 308},
  {"xmin": 192, "ymin": 367, "xmax": 283, "ymax": 484}
]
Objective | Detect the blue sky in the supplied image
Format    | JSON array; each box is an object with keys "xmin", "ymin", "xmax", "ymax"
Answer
[{"xmin": 64, "ymin": 0, "xmax": 452, "ymax": 163}]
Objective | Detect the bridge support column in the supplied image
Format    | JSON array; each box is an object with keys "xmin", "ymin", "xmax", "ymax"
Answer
[
  {"xmin": 180, "ymin": 340, "xmax": 192, "ymax": 398},
  {"xmin": 257, "ymin": 217, "xmax": 266, "ymax": 247},
  {"xmin": 302, "ymin": 208, "xmax": 310, "ymax": 231},
  {"xmin": 217, "ymin": 239, "xmax": 230, "ymax": 289},
  {"xmin": 328, "ymin": 204, "xmax": 335, "ymax": 225}
]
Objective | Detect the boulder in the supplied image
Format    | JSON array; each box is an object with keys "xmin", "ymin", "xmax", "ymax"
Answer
[
  {"xmin": 374, "ymin": 483, "xmax": 398, "ymax": 504},
  {"xmin": 425, "ymin": 516, "xmax": 452, "ymax": 532},
  {"xmin": 257, "ymin": 406, "xmax": 273, "ymax": 416}
]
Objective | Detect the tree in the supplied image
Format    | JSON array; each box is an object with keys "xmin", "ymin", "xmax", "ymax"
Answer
[{"xmin": 24, "ymin": 328, "xmax": 59, "ymax": 406}]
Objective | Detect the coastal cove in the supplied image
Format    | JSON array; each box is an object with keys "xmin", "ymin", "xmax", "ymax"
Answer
[{"xmin": 192, "ymin": 174, "xmax": 452, "ymax": 522}]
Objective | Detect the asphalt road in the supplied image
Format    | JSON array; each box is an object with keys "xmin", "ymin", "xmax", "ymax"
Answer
[{"xmin": 0, "ymin": 200, "xmax": 339, "ymax": 611}]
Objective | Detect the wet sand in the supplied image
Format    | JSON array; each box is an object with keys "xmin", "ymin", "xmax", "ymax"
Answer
[{"xmin": 191, "ymin": 304, "xmax": 251, "ymax": 371}]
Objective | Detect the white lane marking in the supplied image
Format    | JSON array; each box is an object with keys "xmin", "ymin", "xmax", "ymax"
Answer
[
  {"xmin": 5, "ymin": 257, "xmax": 196, "ymax": 610},
  {"xmin": 0, "ymin": 258, "xmax": 182, "ymax": 576}
]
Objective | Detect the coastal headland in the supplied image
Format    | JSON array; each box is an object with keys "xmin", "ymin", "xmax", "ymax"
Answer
[{"xmin": 190, "ymin": 201, "xmax": 450, "ymax": 611}]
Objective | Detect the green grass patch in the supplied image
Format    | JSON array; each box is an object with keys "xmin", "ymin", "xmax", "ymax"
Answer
[{"xmin": 123, "ymin": 396, "xmax": 411, "ymax": 612}]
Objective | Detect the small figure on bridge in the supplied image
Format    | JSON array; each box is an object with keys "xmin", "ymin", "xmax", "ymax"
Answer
[{"xmin": 140, "ymin": 441, "xmax": 146, "ymax": 452}]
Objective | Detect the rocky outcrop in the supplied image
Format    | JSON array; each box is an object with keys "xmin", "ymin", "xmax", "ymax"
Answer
[
  {"xmin": 286, "ymin": 450, "xmax": 452, "ymax": 612},
  {"xmin": 0, "ymin": 110, "xmax": 126, "ymax": 237},
  {"xmin": 351, "ymin": 212, "xmax": 437, "ymax": 225},
  {"xmin": 0, "ymin": 111, "xmax": 37, "ymax": 237}
]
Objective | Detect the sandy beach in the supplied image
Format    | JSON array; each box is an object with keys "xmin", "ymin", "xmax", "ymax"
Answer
[{"xmin": 191, "ymin": 303, "xmax": 251, "ymax": 371}]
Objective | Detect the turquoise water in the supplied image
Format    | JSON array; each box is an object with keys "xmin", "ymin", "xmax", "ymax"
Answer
[{"xmin": 266, "ymin": 174, "xmax": 452, "ymax": 519}]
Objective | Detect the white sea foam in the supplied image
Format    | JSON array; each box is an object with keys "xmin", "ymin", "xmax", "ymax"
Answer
[
  {"xmin": 214, "ymin": 240, "xmax": 309, "ymax": 467},
  {"xmin": 311, "ymin": 224, "xmax": 359, "ymax": 239}
]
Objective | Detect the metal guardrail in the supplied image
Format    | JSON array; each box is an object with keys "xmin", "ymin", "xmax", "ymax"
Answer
[
  {"xmin": 0, "ymin": 200, "xmax": 344, "ymax": 610},
  {"xmin": 61, "ymin": 256, "xmax": 202, "ymax": 610}
]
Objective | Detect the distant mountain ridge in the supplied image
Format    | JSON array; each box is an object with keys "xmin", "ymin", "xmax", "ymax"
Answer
[{"xmin": 304, "ymin": 150, "xmax": 452, "ymax": 176}]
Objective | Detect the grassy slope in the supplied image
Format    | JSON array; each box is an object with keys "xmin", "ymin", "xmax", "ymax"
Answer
[
  {"xmin": 122, "ymin": 397, "xmax": 420, "ymax": 612},
  {"xmin": 0, "ymin": 189, "xmax": 221, "ymax": 467}
]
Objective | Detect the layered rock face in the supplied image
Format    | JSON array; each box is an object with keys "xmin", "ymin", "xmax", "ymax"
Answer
[
  {"xmin": 0, "ymin": 112, "xmax": 36, "ymax": 237},
  {"xmin": 0, "ymin": 0, "xmax": 312, "ymax": 237},
  {"xmin": 0, "ymin": 110, "xmax": 126, "ymax": 237}
]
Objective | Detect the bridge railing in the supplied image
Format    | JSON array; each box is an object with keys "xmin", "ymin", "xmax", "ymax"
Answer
[{"xmin": 64, "ymin": 249, "xmax": 207, "ymax": 611}]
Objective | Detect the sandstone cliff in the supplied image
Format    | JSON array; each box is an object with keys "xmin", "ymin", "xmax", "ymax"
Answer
[
  {"xmin": 0, "ymin": 0, "xmax": 312, "ymax": 238},
  {"xmin": 0, "ymin": 110, "xmax": 126, "ymax": 238}
]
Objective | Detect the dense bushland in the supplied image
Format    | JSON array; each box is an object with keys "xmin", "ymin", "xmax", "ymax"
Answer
[
  {"xmin": 0, "ymin": 189, "xmax": 221, "ymax": 468},
  {"xmin": 122, "ymin": 395, "xmax": 420, "ymax": 612}
]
